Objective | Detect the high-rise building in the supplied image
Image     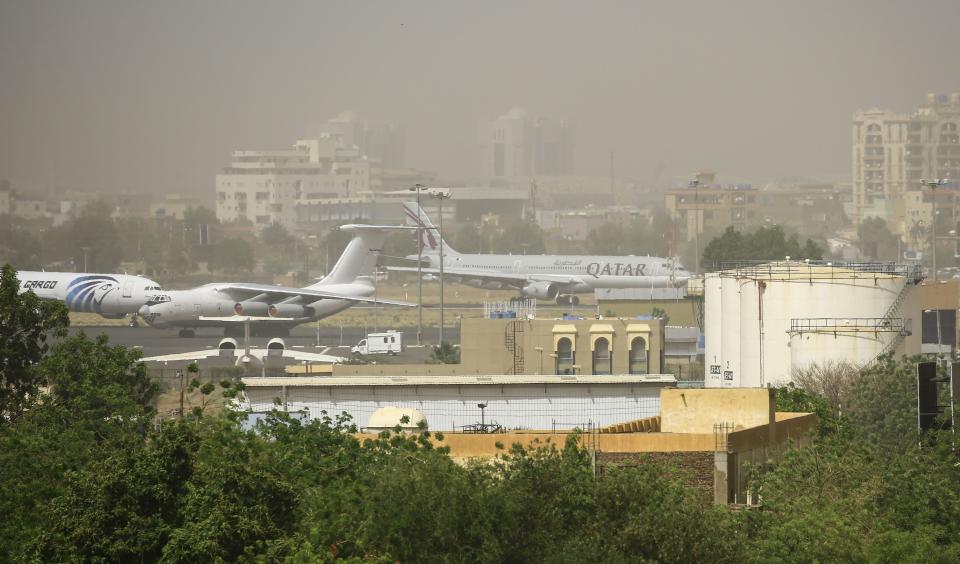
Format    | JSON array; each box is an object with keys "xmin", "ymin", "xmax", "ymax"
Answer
[
  {"xmin": 316, "ymin": 111, "xmax": 406, "ymax": 169},
  {"xmin": 852, "ymin": 93, "xmax": 960, "ymax": 234},
  {"xmin": 478, "ymin": 108, "xmax": 575, "ymax": 177},
  {"xmin": 215, "ymin": 138, "xmax": 374, "ymax": 230}
]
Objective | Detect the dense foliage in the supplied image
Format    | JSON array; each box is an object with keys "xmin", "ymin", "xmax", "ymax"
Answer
[
  {"xmin": 3, "ymin": 264, "xmax": 960, "ymax": 562},
  {"xmin": 702, "ymin": 225, "xmax": 823, "ymax": 268}
]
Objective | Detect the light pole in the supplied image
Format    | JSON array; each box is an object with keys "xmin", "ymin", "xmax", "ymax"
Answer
[
  {"xmin": 689, "ymin": 178, "xmax": 701, "ymax": 274},
  {"xmin": 430, "ymin": 189, "xmax": 451, "ymax": 344},
  {"xmin": 409, "ymin": 183, "xmax": 427, "ymax": 346},
  {"xmin": 922, "ymin": 178, "xmax": 949, "ymax": 281}
]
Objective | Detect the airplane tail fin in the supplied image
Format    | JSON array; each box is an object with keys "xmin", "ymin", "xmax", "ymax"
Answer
[
  {"xmin": 312, "ymin": 225, "xmax": 415, "ymax": 287},
  {"xmin": 402, "ymin": 201, "xmax": 459, "ymax": 255}
]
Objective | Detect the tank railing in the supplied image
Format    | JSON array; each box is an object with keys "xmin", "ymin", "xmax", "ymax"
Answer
[
  {"xmin": 712, "ymin": 260, "xmax": 924, "ymax": 282},
  {"xmin": 789, "ymin": 317, "xmax": 906, "ymax": 333}
]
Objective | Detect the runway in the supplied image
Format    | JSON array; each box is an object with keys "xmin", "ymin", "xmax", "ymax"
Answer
[{"xmin": 68, "ymin": 324, "xmax": 456, "ymax": 360}]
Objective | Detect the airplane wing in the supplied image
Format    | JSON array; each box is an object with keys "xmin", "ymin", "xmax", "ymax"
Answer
[
  {"xmin": 210, "ymin": 283, "xmax": 415, "ymax": 307},
  {"xmin": 386, "ymin": 266, "xmax": 580, "ymax": 288},
  {"xmin": 140, "ymin": 348, "xmax": 347, "ymax": 364}
]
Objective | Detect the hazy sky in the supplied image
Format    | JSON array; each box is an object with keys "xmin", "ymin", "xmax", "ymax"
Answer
[{"xmin": 1, "ymin": 0, "xmax": 958, "ymax": 195}]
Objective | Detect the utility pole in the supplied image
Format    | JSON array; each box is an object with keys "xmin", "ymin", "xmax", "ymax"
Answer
[
  {"xmin": 409, "ymin": 184, "xmax": 426, "ymax": 345},
  {"xmin": 922, "ymin": 179, "xmax": 949, "ymax": 281},
  {"xmin": 431, "ymin": 189, "xmax": 452, "ymax": 344},
  {"xmin": 689, "ymin": 178, "xmax": 701, "ymax": 274}
]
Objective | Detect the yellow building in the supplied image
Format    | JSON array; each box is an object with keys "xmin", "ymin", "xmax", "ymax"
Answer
[{"xmin": 334, "ymin": 316, "xmax": 665, "ymax": 377}]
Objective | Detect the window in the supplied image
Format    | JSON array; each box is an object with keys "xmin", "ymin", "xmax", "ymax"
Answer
[
  {"xmin": 555, "ymin": 337, "xmax": 574, "ymax": 375},
  {"xmin": 592, "ymin": 337, "xmax": 611, "ymax": 375},
  {"xmin": 629, "ymin": 337, "xmax": 648, "ymax": 375}
]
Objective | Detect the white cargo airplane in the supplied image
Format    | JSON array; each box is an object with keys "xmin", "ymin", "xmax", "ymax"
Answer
[
  {"xmin": 140, "ymin": 316, "xmax": 347, "ymax": 369},
  {"xmin": 390, "ymin": 202, "xmax": 690, "ymax": 305},
  {"xmin": 17, "ymin": 270, "xmax": 165, "ymax": 325},
  {"xmin": 138, "ymin": 224, "xmax": 414, "ymax": 337}
]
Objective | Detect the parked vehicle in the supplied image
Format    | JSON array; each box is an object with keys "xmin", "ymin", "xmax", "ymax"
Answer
[{"xmin": 352, "ymin": 331, "xmax": 403, "ymax": 355}]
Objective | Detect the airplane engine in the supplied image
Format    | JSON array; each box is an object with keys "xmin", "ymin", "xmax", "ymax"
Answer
[
  {"xmin": 218, "ymin": 338, "xmax": 238, "ymax": 357},
  {"xmin": 266, "ymin": 338, "xmax": 286, "ymax": 357},
  {"xmin": 233, "ymin": 301, "xmax": 269, "ymax": 316},
  {"xmin": 521, "ymin": 281, "xmax": 559, "ymax": 300},
  {"xmin": 268, "ymin": 304, "xmax": 315, "ymax": 318},
  {"xmin": 481, "ymin": 281, "xmax": 504, "ymax": 290}
]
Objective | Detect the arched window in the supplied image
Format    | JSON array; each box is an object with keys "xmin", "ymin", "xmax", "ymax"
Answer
[
  {"xmin": 555, "ymin": 337, "xmax": 574, "ymax": 375},
  {"xmin": 592, "ymin": 337, "xmax": 611, "ymax": 375},
  {"xmin": 866, "ymin": 123, "xmax": 882, "ymax": 133},
  {"xmin": 629, "ymin": 337, "xmax": 648, "ymax": 375}
]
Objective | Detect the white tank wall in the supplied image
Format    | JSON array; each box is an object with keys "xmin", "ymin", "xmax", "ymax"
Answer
[
  {"xmin": 739, "ymin": 279, "xmax": 762, "ymax": 388},
  {"xmin": 790, "ymin": 331, "xmax": 884, "ymax": 373},
  {"xmin": 704, "ymin": 274, "xmax": 723, "ymax": 387},
  {"xmin": 705, "ymin": 265, "xmax": 912, "ymax": 387},
  {"xmin": 720, "ymin": 275, "xmax": 741, "ymax": 387}
]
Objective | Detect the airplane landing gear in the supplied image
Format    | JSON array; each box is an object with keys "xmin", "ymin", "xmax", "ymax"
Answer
[
  {"xmin": 128, "ymin": 315, "xmax": 139, "ymax": 328},
  {"xmin": 555, "ymin": 295, "xmax": 580, "ymax": 306},
  {"xmin": 178, "ymin": 329, "xmax": 195, "ymax": 338}
]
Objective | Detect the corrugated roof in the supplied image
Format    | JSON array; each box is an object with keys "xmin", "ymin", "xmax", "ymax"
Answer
[{"xmin": 243, "ymin": 374, "xmax": 677, "ymax": 388}]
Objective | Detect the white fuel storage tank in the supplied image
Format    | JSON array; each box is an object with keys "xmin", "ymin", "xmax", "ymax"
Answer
[{"xmin": 704, "ymin": 261, "xmax": 921, "ymax": 387}]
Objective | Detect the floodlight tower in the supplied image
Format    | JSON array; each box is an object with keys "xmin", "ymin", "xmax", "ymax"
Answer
[{"xmin": 922, "ymin": 178, "xmax": 949, "ymax": 281}]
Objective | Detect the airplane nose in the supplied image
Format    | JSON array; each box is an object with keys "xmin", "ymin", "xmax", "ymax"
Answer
[{"xmin": 138, "ymin": 304, "xmax": 151, "ymax": 317}]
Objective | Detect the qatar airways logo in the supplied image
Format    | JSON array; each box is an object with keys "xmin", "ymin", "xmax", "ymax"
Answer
[{"xmin": 586, "ymin": 262, "xmax": 648, "ymax": 278}]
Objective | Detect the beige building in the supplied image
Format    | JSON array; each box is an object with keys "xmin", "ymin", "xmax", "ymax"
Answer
[
  {"xmin": 335, "ymin": 316, "xmax": 665, "ymax": 377},
  {"xmin": 852, "ymin": 93, "xmax": 960, "ymax": 234},
  {"xmin": 664, "ymin": 171, "xmax": 758, "ymax": 242},
  {"xmin": 215, "ymin": 138, "xmax": 376, "ymax": 230},
  {"xmin": 478, "ymin": 108, "xmax": 575, "ymax": 178}
]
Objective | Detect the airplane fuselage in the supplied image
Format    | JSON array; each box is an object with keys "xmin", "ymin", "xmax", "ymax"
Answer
[
  {"xmin": 17, "ymin": 271, "xmax": 165, "ymax": 318},
  {"xmin": 141, "ymin": 281, "xmax": 375, "ymax": 329},
  {"xmin": 410, "ymin": 253, "xmax": 689, "ymax": 292}
]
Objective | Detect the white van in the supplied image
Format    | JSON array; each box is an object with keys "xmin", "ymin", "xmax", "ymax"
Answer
[{"xmin": 352, "ymin": 331, "xmax": 403, "ymax": 355}]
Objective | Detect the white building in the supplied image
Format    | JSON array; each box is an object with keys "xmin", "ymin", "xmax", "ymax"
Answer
[
  {"xmin": 852, "ymin": 93, "xmax": 960, "ymax": 232},
  {"xmin": 215, "ymin": 138, "xmax": 375, "ymax": 230},
  {"xmin": 241, "ymin": 373, "xmax": 675, "ymax": 432},
  {"xmin": 478, "ymin": 108, "xmax": 575, "ymax": 178},
  {"xmin": 704, "ymin": 261, "xmax": 922, "ymax": 388}
]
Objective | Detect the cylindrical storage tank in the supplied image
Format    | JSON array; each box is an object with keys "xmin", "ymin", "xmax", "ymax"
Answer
[
  {"xmin": 704, "ymin": 273, "xmax": 723, "ymax": 388},
  {"xmin": 720, "ymin": 274, "xmax": 741, "ymax": 387},
  {"xmin": 739, "ymin": 279, "xmax": 762, "ymax": 388},
  {"xmin": 790, "ymin": 329, "xmax": 883, "ymax": 373}
]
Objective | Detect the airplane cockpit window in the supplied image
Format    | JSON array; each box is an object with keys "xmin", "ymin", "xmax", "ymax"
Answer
[{"xmin": 146, "ymin": 294, "xmax": 172, "ymax": 306}]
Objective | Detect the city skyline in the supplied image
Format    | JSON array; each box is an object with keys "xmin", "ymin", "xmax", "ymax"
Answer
[{"xmin": 1, "ymin": 1, "xmax": 959, "ymax": 195}]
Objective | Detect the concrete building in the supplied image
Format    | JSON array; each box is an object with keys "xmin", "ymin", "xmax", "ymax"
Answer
[
  {"xmin": 215, "ymin": 138, "xmax": 375, "ymax": 230},
  {"xmin": 243, "ymin": 373, "xmax": 674, "ymax": 433},
  {"xmin": 919, "ymin": 279, "xmax": 960, "ymax": 353},
  {"xmin": 478, "ymin": 108, "xmax": 575, "ymax": 178},
  {"xmin": 335, "ymin": 316, "xmax": 666, "ymax": 377},
  {"xmin": 664, "ymin": 172, "xmax": 758, "ymax": 242},
  {"xmin": 704, "ymin": 261, "xmax": 923, "ymax": 388},
  {"xmin": 852, "ymin": 93, "xmax": 960, "ymax": 233}
]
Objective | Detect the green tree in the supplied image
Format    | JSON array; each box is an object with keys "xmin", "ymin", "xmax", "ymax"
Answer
[
  {"xmin": 47, "ymin": 201, "xmax": 124, "ymax": 271},
  {"xmin": 0, "ymin": 265, "xmax": 69, "ymax": 424},
  {"xmin": 586, "ymin": 223, "xmax": 627, "ymax": 255},
  {"xmin": 453, "ymin": 223, "xmax": 482, "ymax": 253},
  {"xmin": 858, "ymin": 217, "xmax": 900, "ymax": 261},
  {"xmin": 429, "ymin": 342, "xmax": 460, "ymax": 364},
  {"xmin": 494, "ymin": 219, "xmax": 545, "ymax": 254},
  {"xmin": 0, "ymin": 218, "xmax": 43, "ymax": 269},
  {"xmin": 702, "ymin": 225, "xmax": 823, "ymax": 268},
  {"xmin": 208, "ymin": 238, "xmax": 254, "ymax": 274}
]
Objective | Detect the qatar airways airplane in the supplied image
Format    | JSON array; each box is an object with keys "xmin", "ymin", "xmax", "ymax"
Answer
[
  {"xmin": 17, "ymin": 270, "xmax": 165, "ymax": 325},
  {"xmin": 390, "ymin": 202, "xmax": 690, "ymax": 305}
]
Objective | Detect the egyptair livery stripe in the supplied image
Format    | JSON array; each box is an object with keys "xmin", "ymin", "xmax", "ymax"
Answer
[{"xmin": 65, "ymin": 275, "xmax": 118, "ymax": 313}]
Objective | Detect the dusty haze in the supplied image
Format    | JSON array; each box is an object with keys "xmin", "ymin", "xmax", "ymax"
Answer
[{"xmin": 1, "ymin": 0, "xmax": 958, "ymax": 194}]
